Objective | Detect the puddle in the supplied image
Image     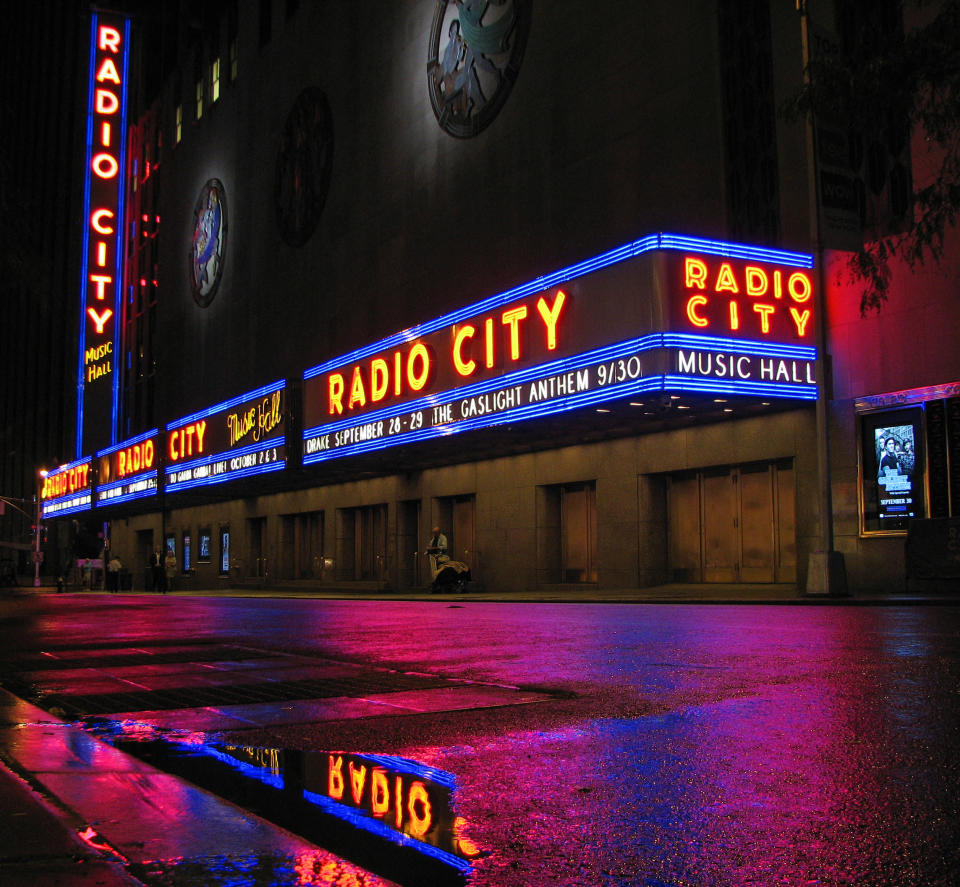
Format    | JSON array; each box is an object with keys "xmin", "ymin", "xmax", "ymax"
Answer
[{"xmin": 85, "ymin": 718, "xmax": 479, "ymax": 887}]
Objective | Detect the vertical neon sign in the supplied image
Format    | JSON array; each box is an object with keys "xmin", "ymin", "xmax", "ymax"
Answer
[{"xmin": 77, "ymin": 12, "xmax": 130, "ymax": 457}]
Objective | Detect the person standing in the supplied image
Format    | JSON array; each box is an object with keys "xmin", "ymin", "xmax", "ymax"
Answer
[
  {"xmin": 107, "ymin": 554, "xmax": 122, "ymax": 592},
  {"xmin": 164, "ymin": 547, "xmax": 177, "ymax": 593},
  {"xmin": 151, "ymin": 547, "xmax": 166, "ymax": 593}
]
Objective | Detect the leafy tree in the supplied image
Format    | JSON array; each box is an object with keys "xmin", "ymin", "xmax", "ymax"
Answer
[{"xmin": 789, "ymin": 0, "xmax": 960, "ymax": 313}]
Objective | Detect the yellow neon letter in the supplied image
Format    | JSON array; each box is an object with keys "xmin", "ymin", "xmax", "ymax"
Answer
[
  {"xmin": 407, "ymin": 781, "xmax": 432, "ymax": 838},
  {"xmin": 453, "ymin": 325, "xmax": 477, "ymax": 376},
  {"xmin": 348, "ymin": 366, "xmax": 366, "ymax": 409},
  {"xmin": 371, "ymin": 768, "xmax": 389, "ymax": 817},
  {"xmin": 745, "ymin": 266, "xmax": 768, "ymax": 297},
  {"xmin": 536, "ymin": 289, "xmax": 566, "ymax": 351},
  {"xmin": 406, "ymin": 342, "xmax": 431, "ymax": 391},
  {"xmin": 501, "ymin": 305, "xmax": 528, "ymax": 361},
  {"xmin": 328, "ymin": 755, "xmax": 344, "ymax": 800},
  {"xmin": 714, "ymin": 262, "xmax": 738, "ymax": 293},
  {"xmin": 788, "ymin": 272, "xmax": 812, "ymax": 303},
  {"xmin": 685, "ymin": 295, "xmax": 709, "ymax": 327},
  {"xmin": 789, "ymin": 307, "xmax": 812, "ymax": 336},
  {"xmin": 684, "ymin": 257, "xmax": 708, "ymax": 289},
  {"xmin": 349, "ymin": 762, "xmax": 367, "ymax": 805},
  {"xmin": 753, "ymin": 303, "xmax": 775, "ymax": 333},
  {"xmin": 328, "ymin": 374, "xmax": 344, "ymax": 415},
  {"xmin": 370, "ymin": 358, "xmax": 389, "ymax": 402}
]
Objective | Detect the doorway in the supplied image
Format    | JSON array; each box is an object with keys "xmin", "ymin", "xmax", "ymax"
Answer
[{"xmin": 667, "ymin": 460, "xmax": 795, "ymax": 583}]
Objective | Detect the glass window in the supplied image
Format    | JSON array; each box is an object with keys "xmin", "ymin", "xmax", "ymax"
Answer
[
  {"xmin": 183, "ymin": 532, "xmax": 191, "ymax": 572},
  {"xmin": 195, "ymin": 78, "xmax": 204, "ymax": 121},
  {"xmin": 199, "ymin": 529, "xmax": 212, "ymax": 562},
  {"xmin": 211, "ymin": 58, "xmax": 221, "ymax": 103},
  {"xmin": 175, "ymin": 104, "xmax": 182, "ymax": 144}
]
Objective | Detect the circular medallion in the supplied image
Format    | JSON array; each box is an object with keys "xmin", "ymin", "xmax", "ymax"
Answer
[
  {"xmin": 275, "ymin": 87, "xmax": 335, "ymax": 247},
  {"xmin": 189, "ymin": 178, "xmax": 227, "ymax": 307},
  {"xmin": 427, "ymin": 0, "xmax": 530, "ymax": 138}
]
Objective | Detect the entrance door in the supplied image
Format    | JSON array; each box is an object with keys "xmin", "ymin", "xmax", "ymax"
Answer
[
  {"xmin": 702, "ymin": 469, "xmax": 738, "ymax": 582},
  {"xmin": 560, "ymin": 483, "xmax": 597, "ymax": 583},
  {"xmin": 451, "ymin": 495, "xmax": 475, "ymax": 574},
  {"xmin": 297, "ymin": 511, "xmax": 324, "ymax": 579},
  {"xmin": 248, "ymin": 517, "xmax": 267, "ymax": 578},
  {"xmin": 351, "ymin": 505, "xmax": 387, "ymax": 581},
  {"xmin": 398, "ymin": 500, "xmax": 421, "ymax": 588},
  {"xmin": 667, "ymin": 461, "xmax": 795, "ymax": 583}
]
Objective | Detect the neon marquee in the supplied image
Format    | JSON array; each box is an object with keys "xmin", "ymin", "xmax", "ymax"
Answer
[
  {"xmin": 95, "ymin": 429, "xmax": 159, "ymax": 506},
  {"xmin": 77, "ymin": 12, "xmax": 130, "ymax": 457},
  {"xmin": 164, "ymin": 381, "xmax": 287, "ymax": 493},
  {"xmin": 41, "ymin": 459, "xmax": 94, "ymax": 517},
  {"xmin": 303, "ymin": 233, "xmax": 817, "ymax": 464}
]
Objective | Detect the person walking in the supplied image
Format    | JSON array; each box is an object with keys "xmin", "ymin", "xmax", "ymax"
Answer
[{"xmin": 164, "ymin": 547, "xmax": 177, "ymax": 593}]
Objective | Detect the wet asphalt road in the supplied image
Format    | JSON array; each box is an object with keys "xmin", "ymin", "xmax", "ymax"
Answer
[{"xmin": 1, "ymin": 593, "xmax": 958, "ymax": 886}]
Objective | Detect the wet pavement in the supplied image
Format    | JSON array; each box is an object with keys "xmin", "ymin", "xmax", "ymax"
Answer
[{"xmin": 1, "ymin": 591, "xmax": 959, "ymax": 885}]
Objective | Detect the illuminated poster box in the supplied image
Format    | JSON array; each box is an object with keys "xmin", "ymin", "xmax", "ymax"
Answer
[
  {"xmin": 95, "ymin": 429, "xmax": 159, "ymax": 506},
  {"xmin": 302, "ymin": 233, "xmax": 817, "ymax": 464},
  {"xmin": 41, "ymin": 458, "xmax": 94, "ymax": 518},
  {"xmin": 164, "ymin": 381, "xmax": 286, "ymax": 493}
]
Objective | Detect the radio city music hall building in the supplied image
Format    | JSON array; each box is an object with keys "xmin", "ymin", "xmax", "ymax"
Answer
[{"xmin": 36, "ymin": 1, "xmax": 960, "ymax": 596}]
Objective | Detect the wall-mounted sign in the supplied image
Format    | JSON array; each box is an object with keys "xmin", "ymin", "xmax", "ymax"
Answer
[
  {"xmin": 164, "ymin": 381, "xmax": 286, "ymax": 493},
  {"xmin": 427, "ymin": 0, "xmax": 531, "ymax": 138},
  {"xmin": 77, "ymin": 12, "xmax": 130, "ymax": 457},
  {"xmin": 302, "ymin": 233, "xmax": 817, "ymax": 464},
  {"xmin": 95, "ymin": 429, "xmax": 159, "ymax": 506},
  {"xmin": 41, "ymin": 459, "xmax": 94, "ymax": 518},
  {"xmin": 190, "ymin": 178, "xmax": 227, "ymax": 307}
]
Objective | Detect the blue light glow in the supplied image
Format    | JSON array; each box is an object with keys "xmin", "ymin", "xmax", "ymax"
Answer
[
  {"xmin": 164, "ymin": 437, "xmax": 286, "ymax": 494},
  {"xmin": 303, "ymin": 333, "xmax": 818, "ymax": 463},
  {"xmin": 96, "ymin": 428, "xmax": 158, "ymax": 458},
  {"xmin": 166, "ymin": 380, "xmax": 286, "ymax": 431},
  {"xmin": 303, "ymin": 233, "xmax": 814, "ymax": 380},
  {"xmin": 302, "ymin": 790, "xmax": 472, "ymax": 874}
]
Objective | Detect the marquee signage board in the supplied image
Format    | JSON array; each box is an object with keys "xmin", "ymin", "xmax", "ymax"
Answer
[
  {"xmin": 303, "ymin": 233, "xmax": 817, "ymax": 464},
  {"xmin": 164, "ymin": 381, "xmax": 287, "ymax": 493},
  {"xmin": 41, "ymin": 458, "xmax": 94, "ymax": 518},
  {"xmin": 77, "ymin": 12, "xmax": 130, "ymax": 457},
  {"xmin": 95, "ymin": 430, "xmax": 159, "ymax": 506}
]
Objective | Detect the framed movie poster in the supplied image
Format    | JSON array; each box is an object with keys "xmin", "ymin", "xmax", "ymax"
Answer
[{"xmin": 859, "ymin": 406, "xmax": 925, "ymax": 534}]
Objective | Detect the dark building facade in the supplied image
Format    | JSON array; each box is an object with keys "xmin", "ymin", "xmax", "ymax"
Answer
[{"xmin": 28, "ymin": 0, "xmax": 960, "ymax": 595}]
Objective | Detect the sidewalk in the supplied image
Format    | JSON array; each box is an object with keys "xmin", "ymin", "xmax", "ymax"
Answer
[{"xmin": 0, "ymin": 689, "xmax": 397, "ymax": 887}]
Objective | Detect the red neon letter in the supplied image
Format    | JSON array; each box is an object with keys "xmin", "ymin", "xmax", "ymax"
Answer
[
  {"xmin": 89, "ymin": 274, "xmax": 111, "ymax": 300},
  {"xmin": 753, "ymin": 303, "xmax": 775, "ymax": 333},
  {"xmin": 501, "ymin": 306, "xmax": 528, "ymax": 361},
  {"xmin": 95, "ymin": 89, "xmax": 119, "ymax": 115},
  {"xmin": 92, "ymin": 153, "xmax": 119, "ymax": 179},
  {"xmin": 91, "ymin": 208, "xmax": 115, "ymax": 233},
  {"xmin": 98, "ymin": 25, "xmax": 121, "ymax": 53},
  {"xmin": 536, "ymin": 289, "xmax": 566, "ymax": 351},
  {"xmin": 685, "ymin": 295, "xmax": 709, "ymax": 327},
  {"xmin": 453, "ymin": 325, "xmax": 477, "ymax": 376},
  {"xmin": 484, "ymin": 317, "xmax": 495, "ymax": 368},
  {"xmin": 729, "ymin": 300, "xmax": 740, "ymax": 330},
  {"xmin": 95, "ymin": 57, "xmax": 121, "ymax": 85},
  {"xmin": 87, "ymin": 306, "xmax": 113, "ymax": 334},
  {"xmin": 349, "ymin": 762, "xmax": 367, "ymax": 805}
]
